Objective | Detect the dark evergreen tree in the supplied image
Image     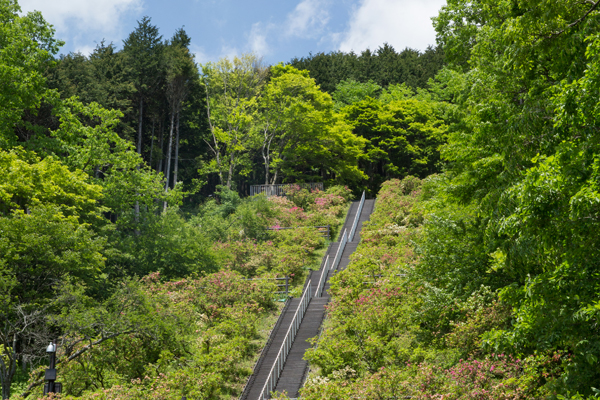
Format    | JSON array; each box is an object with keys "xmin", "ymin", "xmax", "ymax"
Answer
[
  {"xmin": 289, "ymin": 44, "xmax": 445, "ymax": 93},
  {"xmin": 163, "ymin": 28, "xmax": 197, "ymax": 210},
  {"xmin": 122, "ymin": 16, "xmax": 165, "ymax": 162}
]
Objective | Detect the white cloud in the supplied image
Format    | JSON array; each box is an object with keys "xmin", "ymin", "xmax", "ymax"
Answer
[
  {"xmin": 286, "ymin": 0, "xmax": 330, "ymax": 38},
  {"xmin": 19, "ymin": 0, "xmax": 143, "ymax": 38},
  {"xmin": 248, "ymin": 22, "xmax": 270, "ymax": 56},
  {"xmin": 190, "ymin": 44, "xmax": 210, "ymax": 64},
  {"xmin": 339, "ymin": 0, "xmax": 445, "ymax": 53},
  {"xmin": 76, "ymin": 45, "xmax": 95, "ymax": 57},
  {"xmin": 219, "ymin": 44, "xmax": 241, "ymax": 61}
]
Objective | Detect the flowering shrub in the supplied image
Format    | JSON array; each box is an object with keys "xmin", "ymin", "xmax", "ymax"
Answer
[
  {"xmin": 267, "ymin": 186, "xmax": 350, "ymax": 240},
  {"xmin": 25, "ymin": 272, "xmax": 278, "ymax": 400},
  {"xmin": 298, "ymin": 354, "xmax": 559, "ymax": 400},
  {"xmin": 301, "ymin": 177, "xmax": 569, "ymax": 398},
  {"xmin": 213, "ymin": 239, "xmax": 277, "ymax": 277},
  {"xmin": 280, "ymin": 185, "xmax": 352, "ymax": 215}
]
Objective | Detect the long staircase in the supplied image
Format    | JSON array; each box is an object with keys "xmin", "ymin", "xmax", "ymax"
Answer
[{"xmin": 240, "ymin": 194, "xmax": 376, "ymax": 400}]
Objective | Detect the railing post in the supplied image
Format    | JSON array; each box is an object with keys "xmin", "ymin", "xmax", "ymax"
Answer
[
  {"xmin": 285, "ymin": 276, "xmax": 289, "ymax": 296},
  {"xmin": 257, "ymin": 279, "xmax": 312, "ymax": 399}
]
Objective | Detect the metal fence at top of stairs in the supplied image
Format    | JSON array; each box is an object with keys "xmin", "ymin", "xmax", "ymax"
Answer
[{"xmin": 250, "ymin": 183, "xmax": 324, "ymax": 197}]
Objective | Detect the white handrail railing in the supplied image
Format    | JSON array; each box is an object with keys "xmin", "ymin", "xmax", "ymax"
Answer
[
  {"xmin": 348, "ymin": 191, "xmax": 365, "ymax": 242},
  {"xmin": 258, "ymin": 280, "xmax": 312, "ymax": 399},
  {"xmin": 331, "ymin": 229, "xmax": 347, "ymax": 271},
  {"xmin": 315, "ymin": 255, "xmax": 329, "ymax": 297}
]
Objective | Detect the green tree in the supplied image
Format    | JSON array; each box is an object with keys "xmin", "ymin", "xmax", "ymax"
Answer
[
  {"xmin": 201, "ymin": 54, "xmax": 268, "ymax": 189},
  {"xmin": 332, "ymin": 79, "xmax": 382, "ymax": 110},
  {"xmin": 163, "ymin": 28, "xmax": 197, "ymax": 210},
  {"xmin": 0, "ymin": 150, "xmax": 107, "ymax": 398},
  {"xmin": 122, "ymin": 16, "xmax": 164, "ymax": 161},
  {"xmin": 0, "ymin": 0, "xmax": 61, "ymax": 149},
  {"xmin": 259, "ymin": 64, "xmax": 367, "ymax": 186},
  {"xmin": 414, "ymin": 0, "xmax": 600, "ymax": 393},
  {"xmin": 341, "ymin": 92, "xmax": 447, "ymax": 195},
  {"xmin": 289, "ymin": 44, "xmax": 445, "ymax": 94},
  {"xmin": 46, "ymin": 41, "xmax": 136, "ymax": 140}
]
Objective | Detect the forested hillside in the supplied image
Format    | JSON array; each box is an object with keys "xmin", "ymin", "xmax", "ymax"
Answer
[
  {"xmin": 42, "ymin": 25, "xmax": 445, "ymax": 200},
  {"xmin": 0, "ymin": 0, "xmax": 366, "ymax": 397},
  {"xmin": 293, "ymin": 0, "xmax": 600, "ymax": 398},
  {"xmin": 3, "ymin": 0, "xmax": 600, "ymax": 398}
]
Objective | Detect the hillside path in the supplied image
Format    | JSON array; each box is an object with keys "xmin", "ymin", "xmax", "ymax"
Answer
[{"xmin": 239, "ymin": 198, "xmax": 376, "ymax": 400}]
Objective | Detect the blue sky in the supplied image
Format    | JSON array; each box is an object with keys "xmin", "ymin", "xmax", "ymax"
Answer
[{"xmin": 19, "ymin": 0, "xmax": 446, "ymax": 65}]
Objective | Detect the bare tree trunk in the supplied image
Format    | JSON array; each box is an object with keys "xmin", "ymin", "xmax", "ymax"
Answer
[
  {"xmin": 261, "ymin": 124, "xmax": 270, "ymax": 185},
  {"xmin": 135, "ymin": 97, "xmax": 144, "ymax": 224},
  {"xmin": 263, "ymin": 154, "xmax": 269, "ymax": 185},
  {"xmin": 173, "ymin": 110, "xmax": 180, "ymax": 187},
  {"xmin": 226, "ymin": 150, "xmax": 236, "ymax": 189},
  {"xmin": 149, "ymin": 119, "xmax": 155, "ymax": 168},
  {"xmin": 137, "ymin": 98, "xmax": 143, "ymax": 156},
  {"xmin": 163, "ymin": 107, "xmax": 175, "ymax": 212},
  {"xmin": 203, "ymin": 80, "xmax": 224, "ymax": 185},
  {"xmin": 158, "ymin": 119, "xmax": 164, "ymax": 173}
]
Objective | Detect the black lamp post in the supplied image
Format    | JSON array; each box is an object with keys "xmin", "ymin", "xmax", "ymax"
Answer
[{"xmin": 43, "ymin": 341, "xmax": 62, "ymax": 395}]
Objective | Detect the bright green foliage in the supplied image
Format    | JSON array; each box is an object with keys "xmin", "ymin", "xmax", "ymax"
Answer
[
  {"xmin": 299, "ymin": 178, "xmax": 569, "ymax": 398},
  {"xmin": 341, "ymin": 94, "xmax": 447, "ymax": 195},
  {"xmin": 201, "ymin": 54, "xmax": 268, "ymax": 189},
  {"xmin": 0, "ymin": 150, "xmax": 103, "ymax": 221},
  {"xmin": 44, "ymin": 98, "xmax": 172, "ymax": 227},
  {"xmin": 259, "ymin": 64, "xmax": 367, "ymax": 186},
  {"xmin": 398, "ymin": 0, "xmax": 600, "ymax": 394},
  {"xmin": 332, "ymin": 79, "xmax": 381, "ymax": 110},
  {"xmin": 0, "ymin": 0, "xmax": 168, "ymax": 226},
  {"xmin": 0, "ymin": 0, "xmax": 61, "ymax": 148},
  {"xmin": 0, "ymin": 206, "xmax": 105, "ymax": 304},
  {"xmin": 27, "ymin": 272, "xmax": 278, "ymax": 400},
  {"xmin": 0, "ymin": 149, "xmax": 106, "ymax": 301},
  {"xmin": 106, "ymin": 209, "xmax": 216, "ymax": 280}
]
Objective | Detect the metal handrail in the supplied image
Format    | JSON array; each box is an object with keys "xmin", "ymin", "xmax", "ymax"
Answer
[
  {"xmin": 348, "ymin": 191, "xmax": 365, "ymax": 242},
  {"xmin": 315, "ymin": 255, "xmax": 329, "ymax": 297},
  {"xmin": 238, "ymin": 297, "xmax": 291, "ymax": 400},
  {"xmin": 331, "ymin": 229, "xmax": 348, "ymax": 271},
  {"xmin": 258, "ymin": 280, "xmax": 312, "ymax": 399}
]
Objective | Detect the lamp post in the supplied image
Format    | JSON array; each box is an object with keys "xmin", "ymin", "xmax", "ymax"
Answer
[{"xmin": 43, "ymin": 341, "xmax": 62, "ymax": 395}]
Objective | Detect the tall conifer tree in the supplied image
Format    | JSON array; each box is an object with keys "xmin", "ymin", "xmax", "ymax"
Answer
[{"xmin": 122, "ymin": 16, "xmax": 164, "ymax": 160}]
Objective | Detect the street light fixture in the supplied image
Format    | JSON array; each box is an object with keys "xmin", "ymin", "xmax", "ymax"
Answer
[{"xmin": 43, "ymin": 341, "xmax": 62, "ymax": 395}]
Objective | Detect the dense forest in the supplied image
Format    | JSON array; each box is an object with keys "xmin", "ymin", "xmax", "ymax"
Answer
[
  {"xmin": 2, "ymin": 0, "xmax": 600, "ymax": 398},
  {"xmin": 294, "ymin": 0, "xmax": 600, "ymax": 398},
  {"xmin": 43, "ymin": 20, "xmax": 445, "ymax": 201}
]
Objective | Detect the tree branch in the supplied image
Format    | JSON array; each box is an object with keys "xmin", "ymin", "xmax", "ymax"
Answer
[
  {"xmin": 20, "ymin": 330, "xmax": 135, "ymax": 398},
  {"xmin": 542, "ymin": 0, "xmax": 600, "ymax": 40}
]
